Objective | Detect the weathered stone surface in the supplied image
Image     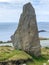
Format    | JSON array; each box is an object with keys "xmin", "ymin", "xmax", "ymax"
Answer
[{"xmin": 11, "ymin": 2, "xmax": 41, "ymax": 56}]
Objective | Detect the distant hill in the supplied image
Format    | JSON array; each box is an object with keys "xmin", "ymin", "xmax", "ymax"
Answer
[
  {"xmin": 0, "ymin": 40, "xmax": 12, "ymax": 43},
  {"xmin": 38, "ymin": 30, "xmax": 47, "ymax": 33},
  {"xmin": 0, "ymin": 41, "xmax": 3, "ymax": 43},
  {"xmin": 39, "ymin": 37, "xmax": 49, "ymax": 40}
]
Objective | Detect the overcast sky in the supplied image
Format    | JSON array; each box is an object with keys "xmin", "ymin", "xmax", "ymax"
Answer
[{"xmin": 0, "ymin": 0, "xmax": 49, "ymax": 23}]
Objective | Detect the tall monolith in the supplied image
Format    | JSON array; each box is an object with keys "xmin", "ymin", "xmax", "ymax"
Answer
[{"xmin": 11, "ymin": 2, "xmax": 41, "ymax": 56}]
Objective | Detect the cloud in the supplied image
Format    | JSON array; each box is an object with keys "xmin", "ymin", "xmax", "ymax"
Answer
[
  {"xmin": 0, "ymin": 0, "xmax": 9, "ymax": 2},
  {"xmin": 0, "ymin": 2, "xmax": 17, "ymax": 9},
  {"xmin": 11, "ymin": 0, "xmax": 31, "ymax": 3},
  {"xmin": 32, "ymin": 0, "xmax": 49, "ymax": 22},
  {"xmin": 0, "ymin": 7, "xmax": 21, "ymax": 22},
  {"xmin": 40, "ymin": 0, "xmax": 49, "ymax": 4},
  {"xmin": 0, "ymin": 0, "xmax": 49, "ymax": 22}
]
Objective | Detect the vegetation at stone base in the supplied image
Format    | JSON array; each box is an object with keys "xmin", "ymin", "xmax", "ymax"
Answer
[
  {"xmin": 0, "ymin": 46, "xmax": 49, "ymax": 65},
  {"xmin": 27, "ymin": 48, "xmax": 49, "ymax": 65},
  {"xmin": 27, "ymin": 54, "xmax": 49, "ymax": 65},
  {"xmin": 0, "ymin": 46, "xmax": 32, "ymax": 61}
]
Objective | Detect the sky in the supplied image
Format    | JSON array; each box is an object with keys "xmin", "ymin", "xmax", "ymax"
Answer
[
  {"xmin": 0, "ymin": 0, "xmax": 49, "ymax": 23},
  {"xmin": 0, "ymin": 0, "xmax": 49, "ymax": 41}
]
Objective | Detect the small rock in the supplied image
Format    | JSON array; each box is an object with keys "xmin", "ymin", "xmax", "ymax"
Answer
[
  {"xmin": 22, "ymin": 64, "xmax": 26, "ymax": 65},
  {"xmin": 43, "ymin": 63, "xmax": 46, "ymax": 65},
  {"xmin": 48, "ymin": 60, "xmax": 49, "ymax": 62},
  {"xmin": 20, "ymin": 63, "xmax": 26, "ymax": 65}
]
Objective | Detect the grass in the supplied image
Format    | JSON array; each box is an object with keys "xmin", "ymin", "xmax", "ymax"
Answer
[
  {"xmin": 8, "ymin": 50, "xmax": 32, "ymax": 61},
  {"xmin": 26, "ymin": 47, "xmax": 49, "ymax": 65},
  {"xmin": 0, "ymin": 46, "xmax": 32, "ymax": 61},
  {"xmin": 26, "ymin": 55, "xmax": 49, "ymax": 65},
  {"xmin": 0, "ymin": 46, "xmax": 49, "ymax": 65},
  {"xmin": 27, "ymin": 57, "xmax": 49, "ymax": 65}
]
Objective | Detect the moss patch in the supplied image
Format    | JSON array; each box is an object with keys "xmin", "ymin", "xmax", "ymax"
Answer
[
  {"xmin": 0, "ymin": 46, "xmax": 49, "ymax": 65},
  {"xmin": 0, "ymin": 46, "xmax": 32, "ymax": 61}
]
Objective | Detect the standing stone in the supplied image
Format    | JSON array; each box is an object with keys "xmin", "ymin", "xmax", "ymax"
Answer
[{"xmin": 11, "ymin": 2, "xmax": 41, "ymax": 56}]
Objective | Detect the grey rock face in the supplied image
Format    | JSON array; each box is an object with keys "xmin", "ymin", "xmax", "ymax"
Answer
[{"xmin": 11, "ymin": 2, "xmax": 41, "ymax": 56}]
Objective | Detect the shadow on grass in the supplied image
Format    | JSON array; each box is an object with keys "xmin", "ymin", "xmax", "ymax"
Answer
[{"xmin": 32, "ymin": 55, "xmax": 49, "ymax": 62}]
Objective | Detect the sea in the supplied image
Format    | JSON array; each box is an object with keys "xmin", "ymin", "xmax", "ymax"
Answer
[
  {"xmin": 38, "ymin": 22, "xmax": 49, "ymax": 38},
  {"xmin": 0, "ymin": 22, "xmax": 49, "ymax": 47}
]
